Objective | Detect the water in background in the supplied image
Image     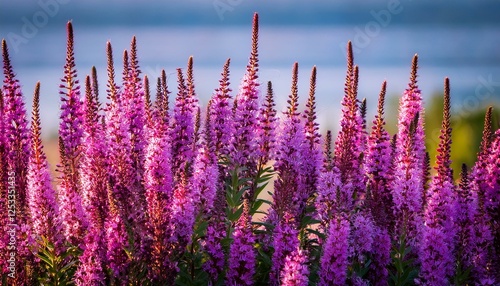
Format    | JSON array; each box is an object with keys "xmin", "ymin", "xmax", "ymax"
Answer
[{"xmin": 1, "ymin": 1, "xmax": 499, "ymax": 136}]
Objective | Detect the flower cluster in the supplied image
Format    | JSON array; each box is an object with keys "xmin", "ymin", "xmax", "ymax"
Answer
[{"xmin": 1, "ymin": 13, "xmax": 499, "ymax": 286}]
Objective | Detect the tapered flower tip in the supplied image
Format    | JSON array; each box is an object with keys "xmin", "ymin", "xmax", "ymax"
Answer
[
  {"xmin": 66, "ymin": 21, "xmax": 73, "ymax": 39},
  {"xmin": 252, "ymin": 13, "xmax": 259, "ymax": 38},
  {"xmin": 2, "ymin": 38, "xmax": 15, "ymax": 79},
  {"xmin": 377, "ymin": 81, "xmax": 387, "ymax": 118},
  {"xmin": 346, "ymin": 40, "xmax": 353, "ymax": 66},
  {"xmin": 410, "ymin": 54, "xmax": 418, "ymax": 89},
  {"xmin": 287, "ymin": 62, "xmax": 299, "ymax": 115},
  {"xmin": 251, "ymin": 13, "xmax": 259, "ymax": 68}
]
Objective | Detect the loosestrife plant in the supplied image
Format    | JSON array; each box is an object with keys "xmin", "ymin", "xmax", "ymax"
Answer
[{"xmin": 1, "ymin": 13, "xmax": 499, "ymax": 286}]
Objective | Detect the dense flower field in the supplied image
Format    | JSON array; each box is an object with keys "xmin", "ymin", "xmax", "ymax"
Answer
[{"xmin": 1, "ymin": 13, "xmax": 499, "ymax": 286}]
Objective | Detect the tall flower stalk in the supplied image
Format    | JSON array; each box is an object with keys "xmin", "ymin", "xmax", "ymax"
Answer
[
  {"xmin": 231, "ymin": 13, "xmax": 260, "ymax": 169},
  {"xmin": 57, "ymin": 21, "xmax": 87, "ymax": 247},
  {"xmin": 333, "ymin": 42, "xmax": 365, "ymax": 211},
  {"xmin": 27, "ymin": 82, "xmax": 60, "ymax": 246},
  {"xmin": 420, "ymin": 78, "xmax": 457, "ymax": 284},
  {"xmin": 392, "ymin": 55, "xmax": 426, "ymax": 250}
]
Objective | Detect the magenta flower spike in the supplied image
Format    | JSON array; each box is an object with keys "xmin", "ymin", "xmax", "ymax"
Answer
[
  {"xmin": 57, "ymin": 22, "xmax": 88, "ymax": 246},
  {"xmin": 270, "ymin": 212, "xmax": 300, "ymax": 285},
  {"xmin": 58, "ymin": 22, "xmax": 83, "ymax": 173},
  {"xmin": 302, "ymin": 66, "xmax": 323, "ymax": 197},
  {"xmin": 231, "ymin": 13, "xmax": 260, "ymax": 168},
  {"xmin": 369, "ymin": 226, "xmax": 391, "ymax": 286},
  {"xmin": 319, "ymin": 214, "xmax": 350, "ymax": 286},
  {"xmin": 190, "ymin": 141, "xmax": 219, "ymax": 214},
  {"xmin": 105, "ymin": 183, "xmax": 130, "ymax": 283},
  {"xmin": 420, "ymin": 78, "xmax": 457, "ymax": 283},
  {"xmin": 333, "ymin": 42, "xmax": 365, "ymax": 210},
  {"xmin": 352, "ymin": 212, "xmax": 374, "ymax": 261},
  {"xmin": 0, "ymin": 88, "xmax": 8, "ymax": 274},
  {"xmin": 363, "ymin": 81, "xmax": 393, "ymax": 286},
  {"xmin": 315, "ymin": 129, "xmax": 344, "ymax": 225},
  {"xmin": 170, "ymin": 68, "xmax": 196, "ymax": 175},
  {"xmin": 153, "ymin": 70, "xmax": 171, "ymax": 127},
  {"xmin": 26, "ymin": 83, "xmax": 60, "ymax": 246},
  {"xmin": 392, "ymin": 55, "xmax": 426, "ymax": 247},
  {"xmin": 168, "ymin": 171, "xmax": 196, "ymax": 254},
  {"xmin": 257, "ymin": 80, "xmax": 277, "ymax": 165},
  {"xmin": 485, "ymin": 124, "xmax": 499, "ymax": 265},
  {"xmin": 469, "ymin": 107, "xmax": 497, "ymax": 282},
  {"xmin": 121, "ymin": 37, "xmax": 146, "ymax": 177},
  {"xmin": 2, "ymin": 38, "xmax": 31, "ymax": 224},
  {"xmin": 456, "ymin": 164, "xmax": 477, "ymax": 273},
  {"xmin": 58, "ymin": 137, "xmax": 88, "ymax": 247},
  {"xmin": 226, "ymin": 200, "xmax": 256, "ymax": 286},
  {"xmin": 202, "ymin": 190, "xmax": 227, "ymax": 282},
  {"xmin": 75, "ymin": 225, "xmax": 106, "ymax": 286},
  {"xmin": 365, "ymin": 81, "xmax": 394, "ymax": 228},
  {"xmin": 104, "ymin": 43, "xmax": 147, "ymax": 267},
  {"xmin": 143, "ymin": 84, "xmax": 176, "ymax": 281},
  {"xmin": 209, "ymin": 58, "xmax": 234, "ymax": 159},
  {"xmin": 280, "ymin": 247, "xmax": 309, "ymax": 286},
  {"xmin": 272, "ymin": 62, "xmax": 309, "ymax": 220},
  {"xmin": 80, "ymin": 75, "xmax": 108, "ymax": 231},
  {"xmin": 75, "ymin": 76, "xmax": 108, "ymax": 281}
]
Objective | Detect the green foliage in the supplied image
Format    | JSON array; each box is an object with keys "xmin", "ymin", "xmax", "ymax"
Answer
[
  {"xmin": 350, "ymin": 258, "xmax": 372, "ymax": 282},
  {"xmin": 224, "ymin": 164, "xmax": 249, "ymax": 224},
  {"xmin": 250, "ymin": 165, "xmax": 275, "ymax": 216},
  {"xmin": 123, "ymin": 222, "xmax": 149, "ymax": 285},
  {"xmin": 389, "ymin": 232, "xmax": 418, "ymax": 286},
  {"xmin": 35, "ymin": 237, "xmax": 80, "ymax": 286},
  {"xmin": 454, "ymin": 258, "xmax": 472, "ymax": 286}
]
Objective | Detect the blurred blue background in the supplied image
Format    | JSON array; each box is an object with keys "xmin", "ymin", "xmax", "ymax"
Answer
[{"xmin": 1, "ymin": 0, "xmax": 500, "ymax": 138}]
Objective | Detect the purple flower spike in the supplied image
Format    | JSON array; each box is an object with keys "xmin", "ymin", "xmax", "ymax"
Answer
[
  {"xmin": 365, "ymin": 81, "xmax": 394, "ymax": 229},
  {"xmin": 334, "ymin": 42, "xmax": 365, "ymax": 210},
  {"xmin": 469, "ymin": 107, "xmax": 496, "ymax": 282},
  {"xmin": 58, "ymin": 137, "xmax": 88, "ymax": 246},
  {"xmin": 392, "ymin": 55, "xmax": 425, "ymax": 248},
  {"xmin": 80, "ymin": 75, "xmax": 108, "ymax": 231},
  {"xmin": 231, "ymin": 13, "xmax": 260, "ymax": 168},
  {"xmin": 315, "ymin": 130, "xmax": 343, "ymax": 223},
  {"xmin": 75, "ymin": 225, "xmax": 106, "ymax": 286},
  {"xmin": 122, "ymin": 36, "xmax": 146, "ymax": 177},
  {"xmin": 280, "ymin": 247, "xmax": 309, "ymax": 286},
  {"xmin": 209, "ymin": 58, "xmax": 234, "ymax": 159},
  {"xmin": 169, "ymin": 172, "xmax": 195, "ymax": 252},
  {"xmin": 57, "ymin": 22, "xmax": 87, "ymax": 246},
  {"xmin": 105, "ymin": 183, "xmax": 130, "ymax": 283},
  {"xmin": 369, "ymin": 226, "xmax": 391, "ymax": 286},
  {"xmin": 272, "ymin": 63, "xmax": 309, "ymax": 220},
  {"xmin": 302, "ymin": 66, "xmax": 322, "ymax": 197},
  {"xmin": 257, "ymin": 80, "xmax": 277, "ymax": 165},
  {"xmin": 154, "ymin": 70, "xmax": 170, "ymax": 126},
  {"xmin": 456, "ymin": 164, "xmax": 477, "ymax": 273},
  {"xmin": 270, "ymin": 212, "xmax": 300, "ymax": 285},
  {"xmin": 202, "ymin": 190, "xmax": 227, "ymax": 282},
  {"xmin": 0, "ymin": 88, "xmax": 8, "ymax": 274},
  {"xmin": 319, "ymin": 215, "xmax": 350, "ymax": 286},
  {"xmin": 226, "ymin": 200, "xmax": 256, "ymax": 286},
  {"xmin": 485, "ymin": 121, "xmax": 499, "ymax": 270},
  {"xmin": 170, "ymin": 68, "xmax": 196, "ymax": 175},
  {"xmin": 420, "ymin": 78, "xmax": 457, "ymax": 283},
  {"xmin": 190, "ymin": 142, "xmax": 219, "ymax": 214},
  {"xmin": 104, "ymin": 44, "xmax": 136, "ymax": 215},
  {"xmin": 27, "ymin": 82, "xmax": 60, "ymax": 246},
  {"xmin": 2, "ymin": 38, "xmax": 31, "ymax": 224},
  {"xmin": 143, "ymin": 87, "xmax": 175, "ymax": 280},
  {"xmin": 59, "ymin": 22, "xmax": 83, "ymax": 170}
]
